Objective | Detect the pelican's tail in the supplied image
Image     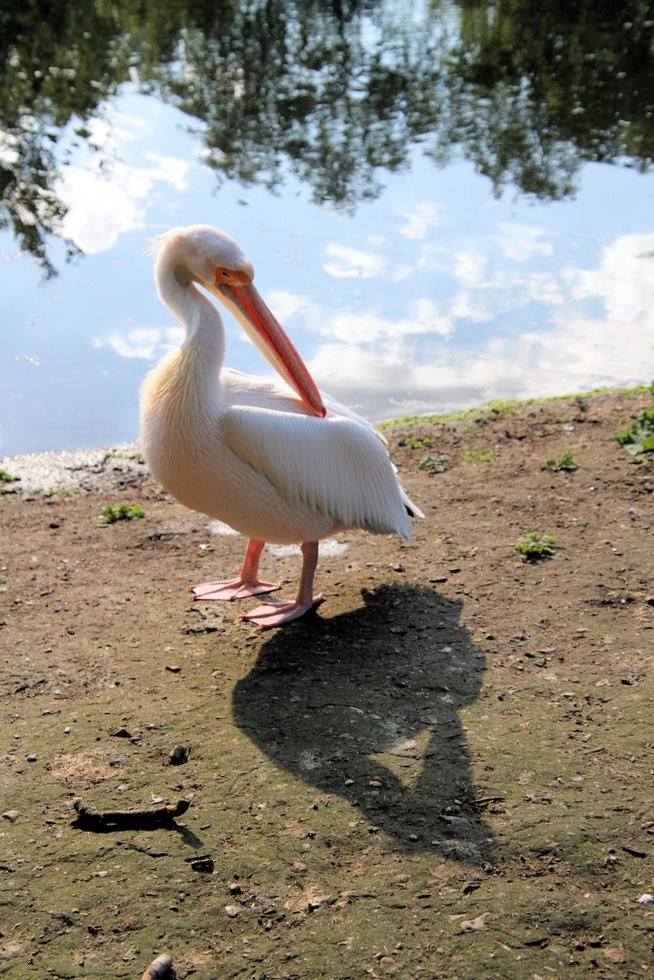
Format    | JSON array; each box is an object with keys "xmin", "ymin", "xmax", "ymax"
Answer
[{"xmin": 399, "ymin": 482, "xmax": 425, "ymax": 520}]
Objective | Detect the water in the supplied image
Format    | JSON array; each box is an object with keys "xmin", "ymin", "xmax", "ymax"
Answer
[{"xmin": 2, "ymin": 0, "xmax": 654, "ymax": 457}]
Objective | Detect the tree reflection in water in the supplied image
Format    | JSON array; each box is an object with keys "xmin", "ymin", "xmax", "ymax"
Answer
[{"xmin": 1, "ymin": 0, "xmax": 652, "ymax": 272}]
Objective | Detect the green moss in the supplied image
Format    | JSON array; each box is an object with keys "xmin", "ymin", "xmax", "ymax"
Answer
[
  {"xmin": 98, "ymin": 503, "xmax": 145, "ymax": 525},
  {"xmin": 515, "ymin": 532, "xmax": 557, "ymax": 562}
]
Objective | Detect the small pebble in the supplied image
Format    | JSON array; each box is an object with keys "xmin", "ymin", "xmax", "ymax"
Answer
[
  {"xmin": 26, "ymin": 754, "xmax": 37, "ymax": 762},
  {"xmin": 638, "ymin": 893, "xmax": 654, "ymax": 905},
  {"xmin": 2, "ymin": 810, "xmax": 19, "ymax": 823},
  {"xmin": 111, "ymin": 728, "xmax": 132, "ymax": 739},
  {"xmin": 64, "ymin": 727, "xmax": 71, "ymax": 734},
  {"xmin": 168, "ymin": 745, "xmax": 189, "ymax": 766},
  {"xmin": 165, "ymin": 665, "xmax": 182, "ymax": 673},
  {"xmin": 225, "ymin": 905, "xmax": 241, "ymax": 918}
]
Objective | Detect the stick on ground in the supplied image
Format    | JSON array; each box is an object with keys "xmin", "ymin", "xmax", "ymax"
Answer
[{"xmin": 73, "ymin": 798, "xmax": 190, "ymax": 830}]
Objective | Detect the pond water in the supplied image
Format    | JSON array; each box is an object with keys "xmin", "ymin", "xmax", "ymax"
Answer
[{"xmin": 1, "ymin": 0, "xmax": 654, "ymax": 457}]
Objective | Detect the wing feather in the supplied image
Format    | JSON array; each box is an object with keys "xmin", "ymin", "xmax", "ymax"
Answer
[
  {"xmin": 222, "ymin": 368, "xmax": 387, "ymax": 444},
  {"xmin": 221, "ymin": 406, "xmax": 412, "ymax": 538}
]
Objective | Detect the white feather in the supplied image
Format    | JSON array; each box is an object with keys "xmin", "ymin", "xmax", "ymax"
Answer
[{"xmin": 221, "ymin": 405, "xmax": 413, "ymax": 539}]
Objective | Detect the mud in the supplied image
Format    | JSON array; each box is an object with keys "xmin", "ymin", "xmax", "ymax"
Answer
[{"xmin": 1, "ymin": 389, "xmax": 653, "ymax": 977}]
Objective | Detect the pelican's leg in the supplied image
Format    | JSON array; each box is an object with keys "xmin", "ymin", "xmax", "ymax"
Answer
[
  {"xmin": 190, "ymin": 539, "xmax": 280, "ymax": 601},
  {"xmin": 242, "ymin": 541, "xmax": 324, "ymax": 627}
]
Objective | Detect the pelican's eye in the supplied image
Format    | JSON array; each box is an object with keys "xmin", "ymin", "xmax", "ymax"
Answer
[{"xmin": 215, "ymin": 266, "xmax": 252, "ymax": 287}]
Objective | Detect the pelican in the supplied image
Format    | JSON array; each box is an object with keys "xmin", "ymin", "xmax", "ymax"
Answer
[{"xmin": 140, "ymin": 225, "xmax": 423, "ymax": 627}]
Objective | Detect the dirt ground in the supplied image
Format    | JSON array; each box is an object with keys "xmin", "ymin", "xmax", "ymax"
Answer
[{"xmin": 1, "ymin": 389, "xmax": 653, "ymax": 979}]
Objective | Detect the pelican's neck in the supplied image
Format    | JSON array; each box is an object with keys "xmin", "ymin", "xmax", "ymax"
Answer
[{"xmin": 156, "ymin": 260, "xmax": 226, "ymax": 387}]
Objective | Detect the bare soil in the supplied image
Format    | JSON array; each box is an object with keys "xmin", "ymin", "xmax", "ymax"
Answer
[{"xmin": 1, "ymin": 389, "xmax": 653, "ymax": 978}]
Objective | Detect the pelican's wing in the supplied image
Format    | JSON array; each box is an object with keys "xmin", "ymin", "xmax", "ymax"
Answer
[
  {"xmin": 221, "ymin": 406, "xmax": 414, "ymax": 538},
  {"xmin": 222, "ymin": 368, "xmax": 387, "ymax": 444}
]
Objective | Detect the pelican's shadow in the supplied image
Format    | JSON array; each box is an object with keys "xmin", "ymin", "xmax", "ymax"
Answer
[{"xmin": 233, "ymin": 585, "xmax": 494, "ymax": 862}]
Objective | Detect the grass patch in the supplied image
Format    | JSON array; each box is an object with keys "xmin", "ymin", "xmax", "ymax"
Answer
[
  {"xmin": 418, "ymin": 454, "xmax": 448, "ymax": 475},
  {"xmin": 615, "ymin": 382, "xmax": 654, "ymax": 455},
  {"xmin": 44, "ymin": 486, "xmax": 80, "ymax": 497},
  {"xmin": 379, "ymin": 384, "xmax": 650, "ymax": 431},
  {"xmin": 464, "ymin": 448, "xmax": 494, "ymax": 462},
  {"xmin": 542, "ymin": 452, "xmax": 578, "ymax": 472},
  {"xmin": 0, "ymin": 468, "xmax": 19, "ymax": 484},
  {"xmin": 404, "ymin": 436, "xmax": 435, "ymax": 450},
  {"xmin": 98, "ymin": 503, "xmax": 145, "ymax": 525},
  {"xmin": 515, "ymin": 532, "xmax": 557, "ymax": 562},
  {"xmin": 103, "ymin": 450, "xmax": 146, "ymax": 465}
]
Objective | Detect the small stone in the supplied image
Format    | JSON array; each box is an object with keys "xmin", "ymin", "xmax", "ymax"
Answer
[
  {"xmin": 64, "ymin": 727, "xmax": 71, "ymax": 734},
  {"xmin": 26, "ymin": 753, "xmax": 37, "ymax": 762},
  {"xmin": 225, "ymin": 905, "xmax": 241, "ymax": 917},
  {"xmin": 111, "ymin": 728, "xmax": 132, "ymax": 739},
  {"xmin": 168, "ymin": 745, "xmax": 189, "ymax": 766},
  {"xmin": 637, "ymin": 893, "xmax": 654, "ymax": 904},
  {"xmin": 228, "ymin": 882, "xmax": 243, "ymax": 895},
  {"xmin": 165, "ymin": 665, "xmax": 182, "ymax": 673},
  {"xmin": 2, "ymin": 810, "xmax": 19, "ymax": 823},
  {"xmin": 460, "ymin": 911, "xmax": 491, "ymax": 932},
  {"xmin": 188, "ymin": 855, "xmax": 214, "ymax": 873}
]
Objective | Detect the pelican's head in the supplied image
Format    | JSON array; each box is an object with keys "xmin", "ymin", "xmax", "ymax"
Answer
[{"xmin": 155, "ymin": 225, "xmax": 325, "ymax": 418}]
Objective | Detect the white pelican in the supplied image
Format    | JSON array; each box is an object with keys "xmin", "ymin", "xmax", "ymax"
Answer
[{"xmin": 140, "ymin": 225, "xmax": 423, "ymax": 627}]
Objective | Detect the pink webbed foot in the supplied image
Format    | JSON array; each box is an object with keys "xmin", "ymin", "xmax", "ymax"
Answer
[
  {"xmin": 241, "ymin": 594, "xmax": 324, "ymax": 628},
  {"xmin": 190, "ymin": 578, "xmax": 280, "ymax": 602}
]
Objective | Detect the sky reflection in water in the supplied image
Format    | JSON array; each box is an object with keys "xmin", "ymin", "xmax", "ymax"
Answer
[{"xmin": 1, "ymin": 2, "xmax": 654, "ymax": 456}]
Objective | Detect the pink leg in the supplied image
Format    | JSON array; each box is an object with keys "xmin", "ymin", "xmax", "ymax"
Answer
[
  {"xmin": 242, "ymin": 541, "xmax": 324, "ymax": 628},
  {"xmin": 190, "ymin": 539, "xmax": 280, "ymax": 601}
]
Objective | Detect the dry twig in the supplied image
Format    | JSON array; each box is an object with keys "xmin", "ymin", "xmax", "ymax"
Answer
[{"xmin": 73, "ymin": 798, "xmax": 190, "ymax": 830}]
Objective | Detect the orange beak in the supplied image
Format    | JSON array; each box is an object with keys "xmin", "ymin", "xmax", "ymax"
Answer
[{"xmin": 215, "ymin": 277, "xmax": 326, "ymax": 419}]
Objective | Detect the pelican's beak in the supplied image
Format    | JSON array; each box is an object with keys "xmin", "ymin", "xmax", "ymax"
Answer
[{"xmin": 215, "ymin": 273, "xmax": 326, "ymax": 418}]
